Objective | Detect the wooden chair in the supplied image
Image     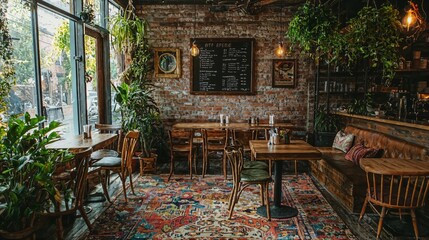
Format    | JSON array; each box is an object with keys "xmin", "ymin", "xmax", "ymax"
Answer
[
  {"xmin": 41, "ymin": 148, "xmax": 93, "ymax": 240},
  {"xmin": 225, "ymin": 144, "xmax": 272, "ymax": 221},
  {"xmin": 359, "ymin": 160, "xmax": 429, "ymax": 239},
  {"xmin": 202, "ymin": 129, "xmax": 229, "ymax": 179},
  {"xmin": 90, "ymin": 123, "xmax": 122, "ymax": 161},
  {"xmin": 168, "ymin": 129, "xmax": 196, "ymax": 181},
  {"xmin": 93, "ymin": 131, "xmax": 139, "ymax": 203},
  {"xmin": 232, "ymin": 129, "xmax": 254, "ymax": 157}
]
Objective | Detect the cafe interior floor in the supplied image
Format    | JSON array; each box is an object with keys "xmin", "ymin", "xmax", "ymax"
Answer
[{"xmin": 38, "ymin": 151, "xmax": 426, "ymax": 240}]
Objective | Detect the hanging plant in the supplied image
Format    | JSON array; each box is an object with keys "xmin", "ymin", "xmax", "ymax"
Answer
[
  {"xmin": 0, "ymin": 0, "xmax": 16, "ymax": 119},
  {"xmin": 345, "ymin": 4, "xmax": 402, "ymax": 83},
  {"xmin": 109, "ymin": 0, "xmax": 146, "ymax": 56},
  {"xmin": 286, "ymin": 2, "xmax": 340, "ymax": 61}
]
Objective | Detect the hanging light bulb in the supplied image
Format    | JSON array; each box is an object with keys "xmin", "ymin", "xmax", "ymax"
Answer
[
  {"xmin": 190, "ymin": 41, "xmax": 200, "ymax": 57},
  {"xmin": 404, "ymin": 9, "xmax": 417, "ymax": 31},
  {"xmin": 275, "ymin": 42, "xmax": 285, "ymax": 58}
]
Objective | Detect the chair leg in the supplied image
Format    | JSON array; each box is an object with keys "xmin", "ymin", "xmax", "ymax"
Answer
[
  {"xmin": 228, "ymin": 183, "xmax": 236, "ymax": 212},
  {"xmin": 259, "ymin": 185, "xmax": 264, "ymax": 205},
  {"xmin": 410, "ymin": 209, "xmax": 419, "ymax": 240},
  {"xmin": 202, "ymin": 150, "xmax": 207, "ymax": 178},
  {"xmin": 294, "ymin": 160, "xmax": 298, "ymax": 176},
  {"xmin": 78, "ymin": 205, "xmax": 93, "ymax": 231},
  {"xmin": 359, "ymin": 196, "xmax": 369, "ymax": 222},
  {"xmin": 100, "ymin": 170, "xmax": 111, "ymax": 203},
  {"xmin": 55, "ymin": 216, "xmax": 64, "ymax": 240},
  {"xmin": 228, "ymin": 184, "xmax": 239, "ymax": 220},
  {"xmin": 223, "ymin": 151, "xmax": 227, "ymax": 180},
  {"xmin": 129, "ymin": 172, "xmax": 135, "ymax": 195},
  {"xmin": 168, "ymin": 155, "xmax": 174, "ymax": 182},
  {"xmin": 120, "ymin": 173, "xmax": 128, "ymax": 203},
  {"xmin": 189, "ymin": 153, "xmax": 193, "ymax": 180},
  {"xmin": 268, "ymin": 160, "xmax": 272, "ymax": 176},
  {"xmin": 376, "ymin": 207, "xmax": 387, "ymax": 239}
]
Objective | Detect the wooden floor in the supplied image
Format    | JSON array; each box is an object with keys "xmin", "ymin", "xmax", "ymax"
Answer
[{"xmin": 33, "ymin": 153, "xmax": 428, "ymax": 239}]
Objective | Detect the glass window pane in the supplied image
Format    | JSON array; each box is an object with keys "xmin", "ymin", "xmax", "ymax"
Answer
[
  {"xmin": 40, "ymin": 0, "xmax": 72, "ymax": 13},
  {"xmin": 38, "ymin": 8, "xmax": 75, "ymax": 136},
  {"xmin": 84, "ymin": 0, "xmax": 101, "ymax": 26},
  {"xmin": 85, "ymin": 35, "xmax": 99, "ymax": 125},
  {"xmin": 109, "ymin": 2, "xmax": 121, "ymax": 125},
  {"xmin": 5, "ymin": 0, "xmax": 36, "ymax": 118}
]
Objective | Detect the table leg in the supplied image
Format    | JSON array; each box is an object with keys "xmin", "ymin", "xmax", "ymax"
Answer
[{"xmin": 257, "ymin": 161, "xmax": 298, "ymax": 219}]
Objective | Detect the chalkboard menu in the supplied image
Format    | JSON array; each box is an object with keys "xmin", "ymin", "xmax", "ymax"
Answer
[{"xmin": 191, "ymin": 38, "xmax": 255, "ymax": 95}]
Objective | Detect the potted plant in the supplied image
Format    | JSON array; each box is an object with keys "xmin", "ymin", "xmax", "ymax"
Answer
[
  {"xmin": 110, "ymin": 0, "xmax": 164, "ymax": 164},
  {"xmin": 0, "ymin": 113, "xmax": 73, "ymax": 238},
  {"xmin": 345, "ymin": 4, "xmax": 402, "ymax": 83},
  {"xmin": 313, "ymin": 106, "xmax": 340, "ymax": 146}
]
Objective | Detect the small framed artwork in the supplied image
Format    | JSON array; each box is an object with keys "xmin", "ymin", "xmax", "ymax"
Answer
[
  {"xmin": 272, "ymin": 59, "xmax": 297, "ymax": 88},
  {"xmin": 154, "ymin": 48, "xmax": 181, "ymax": 78}
]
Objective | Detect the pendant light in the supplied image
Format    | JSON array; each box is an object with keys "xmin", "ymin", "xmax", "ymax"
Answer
[
  {"xmin": 190, "ymin": 1, "xmax": 200, "ymax": 57},
  {"xmin": 274, "ymin": 6, "xmax": 285, "ymax": 57}
]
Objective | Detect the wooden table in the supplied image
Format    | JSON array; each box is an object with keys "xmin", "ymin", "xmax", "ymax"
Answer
[
  {"xmin": 46, "ymin": 132, "xmax": 117, "ymax": 151},
  {"xmin": 360, "ymin": 158, "xmax": 429, "ymax": 175},
  {"xmin": 249, "ymin": 140, "xmax": 321, "ymax": 219},
  {"xmin": 173, "ymin": 122, "xmax": 299, "ymax": 130}
]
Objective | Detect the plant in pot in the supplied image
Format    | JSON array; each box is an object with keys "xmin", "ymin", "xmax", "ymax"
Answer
[
  {"xmin": 345, "ymin": 4, "xmax": 402, "ymax": 84},
  {"xmin": 314, "ymin": 106, "xmax": 340, "ymax": 147},
  {"xmin": 0, "ymin": 113, "xmax": 73, "ymax": 238},
  {"xmin": 110, "ymin": 0, "xmax": 163, "ymax": 169}
]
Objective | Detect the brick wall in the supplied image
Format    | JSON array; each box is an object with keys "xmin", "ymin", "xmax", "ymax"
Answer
[{"xmin": 135, "ymin": 4, "xmax": 315, "ymax": 130}]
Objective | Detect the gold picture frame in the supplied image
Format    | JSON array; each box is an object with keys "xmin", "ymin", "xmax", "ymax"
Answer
[
  {"xmin": 272, "ymin": 59, "xmax": 297, "ymax": 88},
  {"xmin": 154, "ymin": 48, "xmax": 181, "ymax": 78}
]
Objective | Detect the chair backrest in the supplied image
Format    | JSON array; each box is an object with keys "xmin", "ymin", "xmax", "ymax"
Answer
[
  {"xmin": 73, "ymin": 147, "xmax": 93, "ymax": 210},
  {"xmin": 225, "ymin": 145, "xmax": 244, "ymax": 184},
  {"xmin": 95, "ymin": 123, "xmax": 123, "ymax": 153},
  {"xmin": 169, "ymin": 129, "xmax": 194, "ymax": 153},
  {"xmin": 203, "ymin": 129, "xmax": 229, "ymax": 150},
  {"xmin": 233, "ymin": 129, "xmax": 254, "ymax": 150},
  {"xmin": 252, "ymin": 128, "xmax": 268, "ymax": 140},
  {"xmin": 366, "ymin": 172, "xmax": 429, "ymax": 209},
  {"xmin": 120, "ymin": 131, "xmax": 140, "ymax": 174}
]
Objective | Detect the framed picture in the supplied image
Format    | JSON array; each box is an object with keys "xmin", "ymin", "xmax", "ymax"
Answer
[
  {"xmin": 272, "ymin": 59, "xmax": 297, "ymax": 88},
  {"xmin": 154, "ymin": 48, "xmax": 181, "ymax": 78}
]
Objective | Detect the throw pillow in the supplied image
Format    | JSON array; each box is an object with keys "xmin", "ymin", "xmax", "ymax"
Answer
[
  {"xmin": 345, "ymin": 143, "xmax": 380, "ymax": 165},
  {"xmin": 332, "ymin": 130, "xmax": 355, "ymax": 153}
]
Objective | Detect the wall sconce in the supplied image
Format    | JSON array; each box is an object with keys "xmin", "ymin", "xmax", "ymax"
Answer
[{"xmin": 275, "ymin": 42, "xmax": 285, "ymax": 58}]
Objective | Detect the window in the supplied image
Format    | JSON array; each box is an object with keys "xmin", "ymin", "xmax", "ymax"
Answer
[
  {"xmin": 6, "ymin": 0, "xmax": 36, "ymax": 117},
  {"xmin": 38, "ymin": 8, "xmax": 76, "ymax": 136},
  {"xmin": 109, "ymin": 1, "xmax": 121, "ymax": 125}
]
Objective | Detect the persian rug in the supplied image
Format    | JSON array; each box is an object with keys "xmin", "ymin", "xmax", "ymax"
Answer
[{"xmin": 86, "ymin": 174, "xmax": 356, "ymax": 239}]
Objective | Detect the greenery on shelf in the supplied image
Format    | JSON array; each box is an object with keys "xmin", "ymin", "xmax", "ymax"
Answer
[
  {"xmin": 347, "ymin": 93, "xmax": 373, "ymax": 115},
  {"xmin": 314, "ymin": 107, "xmax": 340, "ymax": 132},
  {"xmin": 345, "ymin": 4, "xmax": 402, "ymax": 83},
  {"xmin": 286, "ymin": 2, "xmax": 340, "ymax": 61},
  {"xmin": 110, "ymin": 0, "xmax": 163, "ymax": 157},
  {"xmin": 0, "ymin": 113, "xmax": 73, "ymax": 232}
]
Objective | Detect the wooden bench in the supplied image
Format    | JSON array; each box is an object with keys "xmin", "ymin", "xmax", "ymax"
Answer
[{"xmin": 310, "ymin": 125, "xmax": 428, "ymax": 213}]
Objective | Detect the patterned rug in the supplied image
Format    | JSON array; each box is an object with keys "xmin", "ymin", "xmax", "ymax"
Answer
[{"xmin": 86, "ymin": 174, "xmax": 356, "ymax": 239}]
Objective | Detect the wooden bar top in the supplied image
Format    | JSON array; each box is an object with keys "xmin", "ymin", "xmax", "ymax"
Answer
[
  {"xmin": 249, "ymin": 140, "xmax": 321, "ymax": 161},
  {"xmin": 173, "ymin": 122, "xmax": 297, "ymax": 130},
  {"xmin": 46, "ymin": 132, "xmax": 117, "ymax": 151},
  {"xmin": 360, "ymin": 158, "xmax": 429, "ymax": 176},
  {"xmin": 335, "ymin": 112, "xmax": 429, "ymax": 131}
]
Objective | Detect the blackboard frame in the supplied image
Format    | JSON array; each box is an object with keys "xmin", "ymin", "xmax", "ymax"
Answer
[{"xmin": 190, "ymin": 38, "xmax": 256, "ymax": 95}]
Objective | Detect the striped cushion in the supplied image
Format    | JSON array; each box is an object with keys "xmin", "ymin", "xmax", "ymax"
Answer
[{"xmin": 345, "ymin": 143, "xmax": 380, "ymax": 165}]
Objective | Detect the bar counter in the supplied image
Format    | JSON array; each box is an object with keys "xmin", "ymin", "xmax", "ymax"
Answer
[{"xmin": 335, "ymin": 112, "xmax": 429, "ymax": 131}]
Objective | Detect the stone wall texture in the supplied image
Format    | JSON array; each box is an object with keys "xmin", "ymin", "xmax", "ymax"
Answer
[{"xmin": 135, "ymin": 4, "xmax": 315, "ymax": 129}]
